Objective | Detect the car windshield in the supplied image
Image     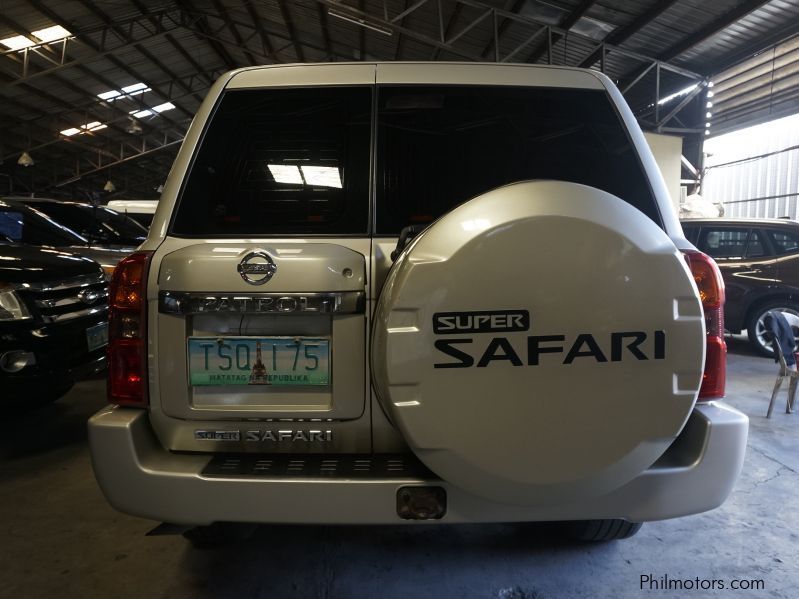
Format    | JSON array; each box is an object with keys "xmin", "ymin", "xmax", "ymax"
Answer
[
  {"xmin": 28, "ymin": 203, "xmax": 147, "ymax": 246},
  {"xmin": 0, "ymin": 203, "xmax": 87, "ymax": 247}
]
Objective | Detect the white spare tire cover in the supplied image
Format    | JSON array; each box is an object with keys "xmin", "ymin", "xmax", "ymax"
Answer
[{"xmin": 372, "ymin": 181, "xmax": 705, "ymax": 505}]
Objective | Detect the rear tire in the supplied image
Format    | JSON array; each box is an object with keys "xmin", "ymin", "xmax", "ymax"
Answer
[
  {"xmin": 746, "ymin": 301, "xmax": 799, "ymax": 357},
  {"xmin": 566, "ymin": 519, "xmax": 642, "ymax": 542}
]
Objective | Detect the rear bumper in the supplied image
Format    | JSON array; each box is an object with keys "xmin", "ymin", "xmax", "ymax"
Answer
[
  {"xmin": 88, "ymin": 402, "xmax": 748, "ymax": 526},
  {"xmin": 0, "ymin": 315, "xmax": 107, "ymax": 390}
]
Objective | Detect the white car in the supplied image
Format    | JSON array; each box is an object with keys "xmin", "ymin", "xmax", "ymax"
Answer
[
  {"xmin": 107, "ymin": 200, "xmax": 158, "ymax": 228},
  {"xmin": 88, "ymin": 63, "xmax": 748, "ymax": 545}
]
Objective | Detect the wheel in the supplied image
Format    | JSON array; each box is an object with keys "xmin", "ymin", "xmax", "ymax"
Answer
[
  {"xmin": 182, "ymin": 523, "xmax": 256, "ymax": 549},
  {"xmin": 746, "ymin": 301, "xmax": 799, "ymax": 357},
  {"xmin": 566, "ymin": 519, "xmax": 642, "ymax": 542}
]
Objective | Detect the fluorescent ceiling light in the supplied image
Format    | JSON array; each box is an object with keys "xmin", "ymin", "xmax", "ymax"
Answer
[
  {"xmin": 62, "ymin": 121, "xmax": 106, "ymax": 136},
  {"xmin": 0, "ymin": 35, "xmax": 34, "ymax": 51},
  {"xmin": 268, "ymin": 164, "xmax": 304, "ymax": 185},
  {"xmin": 31, "ymin": 25, "xmax": 71, "ymax": 42},
  {"xmin": 153, "ymin": 102, "xmax": 175, "ymax": 113},
  {"xmin": 98, "ymin": 82, "xmax": 151, "ymax": 102},
  {"xmin": 97, "ymin": 90, "xmax": 121, "ymax": 101},
  {"xmin": 82, "ymin": 121, "xmax": 106, "ymax": 132},
  {"xmin": 657, "ymin": 83, "xmax": 699, "ymax": 106},
  {"xmin": 122, "ymin": 82, "xmax": 148, "ymax": 94},
  {"xmin": 130, "ymin": 109, "xmax": 153, "ymax": 118},
  {"xmin": 300, "ymin": 166, "xmax": 342, "ymax": 188}
]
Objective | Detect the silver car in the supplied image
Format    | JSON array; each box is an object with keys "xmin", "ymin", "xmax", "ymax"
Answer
[{"xmin": 88, "ymin": 63, "xmax": 748, "ymax": 545}]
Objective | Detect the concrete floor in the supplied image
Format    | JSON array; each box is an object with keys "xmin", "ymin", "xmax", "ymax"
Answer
[{"xmin": 1, "ymin": 337, "xmax": 798, "ymax": 599}]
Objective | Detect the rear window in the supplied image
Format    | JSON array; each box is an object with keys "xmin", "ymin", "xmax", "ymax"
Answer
[
  {"xmin": 0, "ymin": 205, "xmax": 85, "ymax": 247},
  {"xmin": 376, "ymin": 86, "xmax": 660, "ymax": 234},
  {"xmin": 171, "ymin": 87, "xmax": 371, "ymax": 237},
  {"xmin": 172, "ymin": 84, "xmax": 660, "ymax": 237},
  {"xmin": 29, "ymin": 203, "xmax": 146, "ymax": 246}
]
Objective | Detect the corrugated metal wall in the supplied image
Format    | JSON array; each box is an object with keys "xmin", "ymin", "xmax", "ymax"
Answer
[
  {"xmin": 703, "ymin": 112, "xmax": 799, "ymax": 218},
  {"xmin": 710, "ymin": 34, "xmax": 799, "ymax": 136}
]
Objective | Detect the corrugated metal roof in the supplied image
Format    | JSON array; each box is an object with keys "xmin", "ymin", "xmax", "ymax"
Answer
[
  {"xmin": 1, "ymin": 0, "xmax": 797, "ymax": 198},
  {"xmin": 710, "ymin": 34, "xmax": 799, "ymax": 134}
]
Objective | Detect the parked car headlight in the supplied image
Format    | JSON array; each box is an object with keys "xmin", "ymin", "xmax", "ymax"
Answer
[{"xmin": 0, "ymin": 286, "xmax": 31, "ymax": 321}]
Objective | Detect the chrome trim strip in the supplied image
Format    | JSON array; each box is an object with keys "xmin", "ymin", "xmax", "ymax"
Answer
[
  {"xmin": 36, "ymin": 289, "xmax": 109, "ymax": 308},
  {"xmin": 158, "ymin": 291, "xmax": 366, "ymax": 315},
  {"xmin": 42, "ymin": 305, "xmax": 108, "ymax": 323},
  {"xmin": 22, "ymin": 273, "xmax": 106, "ymax": 293}
]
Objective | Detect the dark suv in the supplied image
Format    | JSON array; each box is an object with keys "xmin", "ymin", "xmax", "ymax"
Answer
[
  {"xmin": 682, "ymin": 218, "xmax": 799, "ymax": 356},
  {"xmin": 1, "ymin": 242, "xmax": 108, "ymax": 408}
]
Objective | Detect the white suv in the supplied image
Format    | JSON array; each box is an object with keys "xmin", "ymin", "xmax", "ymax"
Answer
[{"xmin": 89, "ymin": 63, "xmax": 748, "ymax": 543}]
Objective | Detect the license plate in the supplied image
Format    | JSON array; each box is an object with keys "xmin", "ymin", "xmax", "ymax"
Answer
[
  {"xmin": 188, "ymin": 337, "xmax": 330, "ymax": 387},
  {"xmin": 86, "ymin": 322, "xmax": 109, "ymax": 352}
]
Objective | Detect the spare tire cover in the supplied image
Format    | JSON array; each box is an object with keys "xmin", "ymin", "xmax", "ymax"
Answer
[{"xmin": 372, "ymin": 181, "xmax": 705, "ymax": 505}]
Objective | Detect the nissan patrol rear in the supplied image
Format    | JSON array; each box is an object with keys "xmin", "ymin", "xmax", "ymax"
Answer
[{"xmin": 88, "ymin": 63, "xmax": 748, "ymax": 543}]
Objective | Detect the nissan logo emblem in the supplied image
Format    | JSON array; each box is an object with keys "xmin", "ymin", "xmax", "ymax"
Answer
[{"xmin": 237, "ymin": 251, "xmax": 277, "ymax": 286}]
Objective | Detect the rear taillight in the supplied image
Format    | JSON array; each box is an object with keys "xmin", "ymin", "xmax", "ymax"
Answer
[
  {"xmin": 683, "ymin": 250, "xmax": 726, "ymax": 400},
  {"xmin": 108, "ymin": 251, "xmax": 152, "ymax": 406}
]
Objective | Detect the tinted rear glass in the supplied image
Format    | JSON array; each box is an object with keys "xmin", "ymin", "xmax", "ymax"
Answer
[
  {"xmin": 376, "ymin": 86, "xmax": 659, "ymax": 233},
  {"xmin": 171, "ymin": 87, "xmax": 371, "ymax": 236},
  {"xmin": 29, "ymin": 203, "xmax": 146, "ymax": 246},
  {"xmin": 0, "ymin": 204, "xmax": 85, "ymax": 246},
  {"xmin": 697, "ymin": 227, "xmax": 750, "ymax": 259},
  {"xmin": 767, "ymin": 228, "xmax": 799, "ymax": 255}
]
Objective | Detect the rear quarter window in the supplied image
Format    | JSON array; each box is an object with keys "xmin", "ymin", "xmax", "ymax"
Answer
[
  {"xmin": 697, "ymin": 227, "xmax": 750, "ymax": 259},
  {"xmin": 767, "ymin": 228, "xmax": 799, "ymax": 255}
]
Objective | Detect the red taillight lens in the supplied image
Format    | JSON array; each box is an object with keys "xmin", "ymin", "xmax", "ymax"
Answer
[
  {"xmin": 683, "ymin": 250, "xmax": 726, "ymax": 400},
  {"xmin": 108, "ymin": 251, "xmax": 152, "ymax": 406}
]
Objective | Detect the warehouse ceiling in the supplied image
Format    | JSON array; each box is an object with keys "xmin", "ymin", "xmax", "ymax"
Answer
[{"xmin": 1, "ymin": 0, "xmax": 798, "ymax": 201}]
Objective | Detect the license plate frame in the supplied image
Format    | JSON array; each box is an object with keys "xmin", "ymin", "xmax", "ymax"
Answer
[
  {"xmin": 86, "ymin": 321, "xmax": 109, "ymax": 352},
  {"xmin": 188, "ymin": 336, "xmax": 331, "ymax": 387}
]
